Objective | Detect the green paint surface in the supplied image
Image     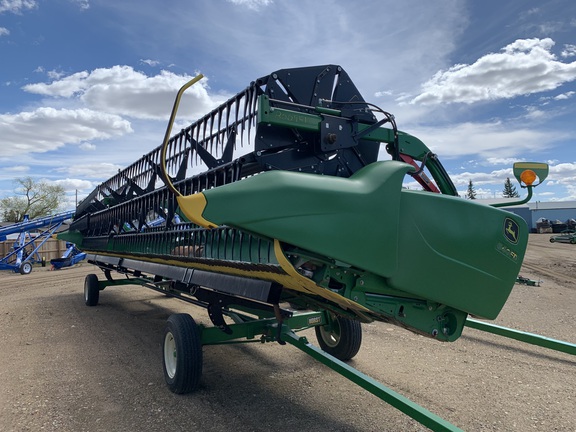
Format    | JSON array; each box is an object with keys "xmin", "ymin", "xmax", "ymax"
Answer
[{"xmin": 201, "ymin": 161, "xmax": 527, "ymax": 319}]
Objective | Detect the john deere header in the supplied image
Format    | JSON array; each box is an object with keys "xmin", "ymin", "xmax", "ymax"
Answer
[{"xmin": 62, "ymin": 65, "xmax": 545, "ymax": 342}]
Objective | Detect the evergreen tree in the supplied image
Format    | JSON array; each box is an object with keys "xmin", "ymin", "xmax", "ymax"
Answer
[
  {"xmin": 502, "ymin": 177, "xmax": 520, "ymax": 198},
  {"xmin": 466, "ymin": 180, "xmax": 477, "ymax": 199}
]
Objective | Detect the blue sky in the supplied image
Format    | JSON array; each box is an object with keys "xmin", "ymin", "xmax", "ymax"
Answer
[{"xmin": 1, "ymin": 0, "xmax": 576, "ymax": 210}]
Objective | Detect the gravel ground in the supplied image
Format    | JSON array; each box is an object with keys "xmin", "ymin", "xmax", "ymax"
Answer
[{"xmin": 0, "ymin": 233, "xmax": 574, "ymax": 432}]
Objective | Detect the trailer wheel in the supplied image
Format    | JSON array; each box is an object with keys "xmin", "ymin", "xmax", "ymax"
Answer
[
  {"xmin": 84, "ymin": 274, "xmax": 100, "ymax": 306},
  {"xmin": 19, "ymin": 262, "xmax": 33, "ymax": 275},
  {"xmin": 162, "ymin": 314, "xmax": 203, "ymax": 394},
  {"xmin": 315, "ymin": 312, "xmax": 362, "ymax": 361}
]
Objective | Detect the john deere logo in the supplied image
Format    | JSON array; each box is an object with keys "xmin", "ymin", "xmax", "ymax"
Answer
[{"xmin": 504, "ymin": 218, "xmax": 519, "ymax": 244}]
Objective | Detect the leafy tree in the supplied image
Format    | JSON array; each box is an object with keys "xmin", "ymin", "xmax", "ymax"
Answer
[
  {"xmin": 502, "ymin": 177, "xmax": 520, "ymax": 198},
  {"xmin": 0, "ymin": 177, "xmax": 66, "ymax": 222},
  {"xmin": 466, "ymin": 179, "xmax": 477, "ymax": 199}
]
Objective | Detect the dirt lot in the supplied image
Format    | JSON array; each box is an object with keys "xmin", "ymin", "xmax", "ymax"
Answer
[{"xmin": 0, "ymin": 234, "xmax": 574, "ymax": 432}]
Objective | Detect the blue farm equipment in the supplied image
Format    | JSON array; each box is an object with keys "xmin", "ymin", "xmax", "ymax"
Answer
[
  {"xmin": 0, "ymin": 211, "xmax": 76, "ymax": 275},
  {"xmin": 50, "ymin": 242, "xmax": 87, "ymax": 270}
]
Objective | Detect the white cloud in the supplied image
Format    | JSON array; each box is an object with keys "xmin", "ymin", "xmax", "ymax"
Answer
[
  {"xmin": 56, "ymin": 162, "xmax": 124, "ymax": 179},
  {"xmin": 548, "ymin": 162, "xmax": 576, "ymax": 185},
  {"xmin": 23, "ymin": 70, "xmax": 90, "ymax": 97},
  {"xmin": 554, "ymin": 91, "xmax": 575, "ymax": 100},
  {"xmin": 520, "ymin": 8, "xmax": 540, "ymax": 18},
  {"xmin": 450, "ymin": 168, "xmax": 513, "ymax": 187},
  {"xmin": 22, "ymin": 66, "xmax": 225, "ymax": 120},
  {"xmin": 537, "ymin": 22, "xmax": 565, "ymax": 35},
  {"xmin": 0, "ymin": 107, "xmax": 132, "ymax": 157},
  {"xmin": 524, "ymin": 106, "xmax": 547, "ymax": 120},
  {"xmin": 140, "ymin": 59, "xmax": 160, "ymax": 67},
  {"xmin": 226, "ymin": 0, "xmax": 272, "ymax": 10},
  {"xmin": 0, "ymin": 27, "xmax": 9, "ymax": 36},
  {"xmin": 0, "ymin": 0, "xmax": 36, "ymax": 14},
  {"xmin": 79, "ymin": 142, "xmax": 96, "ymax": 150},
  {"xmin": 412, "ymin": 120, "xmax": 561, "ymax": 159},
  {"xmin": 71, "ymin": 0, "xmax": 89, "ymax": 10},
  {"xmin": 410, "ymin": 38, "xmax": 576, "ymax": 105},
  {"xmin": 145, "ymin": 2, "xmax": 467, "ymax": 102},
  {"xmin": 485, "ymin": 157, "xmax": 523, "ymax": 166},
  {"xmin": 561, "ymin": 44, "xmax": 576, "ymax": 58},
  {"xmin": 4, "ymin": 165, "xmax": 29, "ymax": 172},
  {"xmin": 47, "ymin": 69, "xmax": 66, "ymax": 80},
  {"xmin": 374, "ymin": 90, "xmax": 393, "ymax": 97},
  {"xmin": 50, "ymin": 178, "xmax": 93, "ymax": 192}
]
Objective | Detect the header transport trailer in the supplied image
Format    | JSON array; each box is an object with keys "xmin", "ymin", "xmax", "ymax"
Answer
[{"xmin": 60, "ymin": 65, "xmax": 552, "ymax": 431}]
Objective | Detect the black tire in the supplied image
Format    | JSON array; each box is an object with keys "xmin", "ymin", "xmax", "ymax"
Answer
[
  {"xmin": 84, "ymin": 274, "xmax": 100, "ymax": 306},
  {"xmin": 162, "ymin": 314, "xmax": 203, "ymax": 394},
  {"xmin": 19, "ymin": 262, "xmax": 33, "ymax": 275},
  {"xmin": 314, "ymin": 312, "xmax": 362, "ymax": 361}
]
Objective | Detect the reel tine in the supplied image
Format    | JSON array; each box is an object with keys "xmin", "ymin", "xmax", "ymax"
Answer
[
  {"xmin": 194, "ymin": 122, "xmax": 201, "ymax": 164},
  {"xmin": 179, "ymin": 134, "xmax": 184, "ymax": 173},
  {"xmin": 201, "ymin": 117, "xmax": 208, "ymax": 157},
  {"xmin": 189, "ymin": 125, "xmax": 196, "ymax": 166},
  {"xmin": 226, "ymin": 99, "xmax": 232, "ymax": 133},
  {"xmin": 209, "ymin": 110, "xmax": 216, "ymax": 155},
  {"xmin": 217, "ymin": 106, "xmax": 224, "ymax": 154},
  {"xmin": 241, "ymin": 90, "xmax": 249, "ymax": 147},
  {"xmin": 225, "ymin": 100, "xmax": 232, "ymax": 151},
  {"xmin": 247, "ymin": 86, "xmax": 254, "ymax": 144},
  {"xmin": 234, "ymin": 95, "xmax": 241, "ymax": 147}
]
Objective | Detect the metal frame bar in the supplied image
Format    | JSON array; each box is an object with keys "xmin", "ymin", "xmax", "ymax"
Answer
[
  {"xmin": 199, "ymin": 311, "xmax": 464, "ymax": 431},
  {"xmin": 282, "ymin": 330, "xmax": 463, "ymax": 432},
  {"xmin": 92, "ymin": 258, "xmax": 464, "ymax": 432},
  {"xmin": 465, "ymin": 318, "xmax": 576, "ymax": 356}
]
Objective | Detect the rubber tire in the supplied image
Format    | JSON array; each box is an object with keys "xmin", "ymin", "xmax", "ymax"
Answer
[
  {"xmin": 84, "ymin": 274, "xmax": 100, "ymax": 306},
  {"xmin": 549, "ymin": 238, "xmax": 554, "ymax": 243},
  {"xmin": 19, "ymin": 262, "xmax": 33, "ymax": 275},
  {"xmin": 315, "ymin": 312, "xmax": 362, "ymax": 361},
  {"xmin": 162, "ymin": 314, "xmax": 203, "ymax": 394}
]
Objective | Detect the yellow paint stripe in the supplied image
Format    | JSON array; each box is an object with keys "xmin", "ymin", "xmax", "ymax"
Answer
[
  {"xmin": 514, "ymin": 162, "xmax": 547, "ymax": 170},
  {"xmin": 272, "ymin": 240, "xmax": 372, "ymax": 314},
  {"xmin": 176, "ymin": 193, "xmax": 217, "ymax": 228},
  {"xmin": 88, "ymin": 245, "xmax": 372, "ymax": 320}
]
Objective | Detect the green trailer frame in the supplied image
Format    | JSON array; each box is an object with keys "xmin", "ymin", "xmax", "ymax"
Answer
[{"xmin": 82, "ymin": 254, "xmax": 575, "ymax": 432}]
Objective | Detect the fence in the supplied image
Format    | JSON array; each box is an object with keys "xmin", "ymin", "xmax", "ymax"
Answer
[{"xmin": 0, "ymin": 237, "xmax": 68, "ymax": 262}]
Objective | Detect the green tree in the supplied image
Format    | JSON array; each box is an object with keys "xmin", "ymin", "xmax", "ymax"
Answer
[
  {"xmin": 0, "ymin": 177, "xmax": 66, "ymax": 222},
  {"xmin": 466, "ymin": 179, "xmax": 477, "ymax": 199},
  {"xmin": 502, "ymin": 177, "xmax": 520, "ymax": 198}
]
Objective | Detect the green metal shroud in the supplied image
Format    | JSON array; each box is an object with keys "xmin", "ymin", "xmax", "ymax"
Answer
[
  {"xmin": 196, "ymin": 160, "xmax": 528, "ymax": 320},
  {"xmin": 61, "ymin": 65, "xmax": 533, "ymax": 344}
]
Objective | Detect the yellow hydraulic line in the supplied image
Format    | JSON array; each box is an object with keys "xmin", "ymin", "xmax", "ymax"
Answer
[
  {"xmin": 160, "ymin": 73, "xmax": 204, "ymax": 197},
  {"xmin": 159, "ymin": 74, "xmax": 217, "ymax": 228}
]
